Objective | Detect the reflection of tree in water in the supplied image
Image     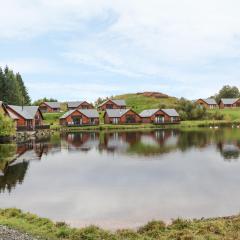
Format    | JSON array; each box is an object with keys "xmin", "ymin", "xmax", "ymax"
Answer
[
  {"xmin": 177, "ymin": 130, "xmax": 214, "ymax": 151},
  {"xmin": 0, "ymin": 161, "xmax": 29, "ymax": 193},
  {"xmin": 217, "ymin": 142, "xmax": 240, "ymax": 161},
  {"xmin": 0, "ymin": 144, "xmax": 17, "ymax": 173}
]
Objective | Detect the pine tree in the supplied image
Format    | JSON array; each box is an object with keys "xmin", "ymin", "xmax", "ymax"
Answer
[
  {"xmin": 0, "ymin": 66, "xmax": 31, "ymax": 105},
  {"xmin": 0, "ymin": 67, "xmax": 7, "ymax": 102},
  {"xmin": 16, "ymin": 73, "xmax": 31, "ymax": 105}
]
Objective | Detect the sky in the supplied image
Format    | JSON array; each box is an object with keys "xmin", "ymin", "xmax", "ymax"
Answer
[{"xmin": 0, "ymin": 0, "xmax": 240, "ymax": 102}]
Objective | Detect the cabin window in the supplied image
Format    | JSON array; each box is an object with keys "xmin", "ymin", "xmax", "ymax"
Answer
[
  {"xmin": 90, "ymin": 118, "xmax": 95, "ymax": 124},
  {"xmin": 106, "ymin": 104, "xmax": 113, "ymax": 109},
  {"xmin": 72, "ymin": 116, "xmax": 82, "ymax": 125},
  {"xmin": 171, "ymin": 117, "xmax": 178, "ymax": 122},
  {"xmin": 126, "ymin": 115, "xmax": 136, "ymax": 123},
  {"xmin": 155, "ymin": 115, "xmax": 164, "ymax": 124},
  {"xmin": 112, "ymin": 118, "xmax": 119, "ymax": 124}
]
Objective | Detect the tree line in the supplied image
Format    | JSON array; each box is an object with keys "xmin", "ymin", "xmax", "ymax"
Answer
[{"xmin": 0, "ymin": 66, "xmax": 31, "ymax": 105}]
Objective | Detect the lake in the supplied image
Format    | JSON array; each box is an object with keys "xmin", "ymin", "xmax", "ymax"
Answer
[{"xmin": 0, "ymin": 128, "xmax": 240, "ymax": 229}]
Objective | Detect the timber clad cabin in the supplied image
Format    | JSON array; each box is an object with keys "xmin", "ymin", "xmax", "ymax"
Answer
[
  {"xmin": 67, "ymin": 101, "xmax": 93, "ymax": 110},
  {"xmin": 60, "ymin": 109, "xmax": 99, "ymax": 126},
  {"xmin": 104, "ymin": 109, "xmax": 141, "ymax": 124},
  {"xmin": 6, "ymin": 105, "xmax": 44, "ymax": 131},
  {"xmin": 39, "ymin": 102, "xmax": 61, "ymax": 113},
  {"xmin": 219, "ymin": 98, "xmax": 240, "ymax": 109},
  {"xmin": 98, "ymin": 99, "xmax": 126, "ymax": 111},
  {"xmin": 140, "ymin": 109, "xmax": 180, "ymax": 124},
  {"xmin": 196, "ymin": 98, "xmax": 218, "ymax": 109}
]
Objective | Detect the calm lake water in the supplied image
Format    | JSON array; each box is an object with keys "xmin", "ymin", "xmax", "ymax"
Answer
[{"xmin": 0, "ymin": 128, "xmax": 240, "ymax": 229}]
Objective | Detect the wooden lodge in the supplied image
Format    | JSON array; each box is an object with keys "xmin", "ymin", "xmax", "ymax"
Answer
[
  {"xmin": 6, "ymin": 105, "xmax": 46, "ymax": 131},
  {"xmin": 219, "ymin": 98, "xmax": 240, "ymax": 109},
  {"xmin": 98, "ymin": 99, "xmax": 126, "ymax": 111},
  {"xmin": 104, "ymin": 109, "xmax": 141, "ymax": 124},
  {"xmin": 140, "ymin": 109, "xmax": 180, "ymax": 124},
  {"xmin": 39, "ymin": 102, "xmax": 61, "ymax": 113},
  {"xmin": 196, "ymin": 98, "xmax": 218, "ymax": 109},
  {"xmin": 67, "ymin": 101, "xmax": 93, "ymax": 111},
  {"xmin": 59, "ymin": 109, "xmax": 99, "ymax": 126}
]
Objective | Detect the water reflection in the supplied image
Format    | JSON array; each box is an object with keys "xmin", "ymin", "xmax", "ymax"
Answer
[
  {"xmin": 0, "ymin": 129, "xmax": 240, "ymax": 193},
  {"xmin": 1, "ymin": 128, "xmax": 240, "ymax": 228}
]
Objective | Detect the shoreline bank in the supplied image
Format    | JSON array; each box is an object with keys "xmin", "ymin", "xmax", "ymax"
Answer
[{"xmin": 0, "ymin": 208, "xmax": 240, "ymax": 240}]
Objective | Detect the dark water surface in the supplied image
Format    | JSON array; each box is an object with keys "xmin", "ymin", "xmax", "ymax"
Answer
[{"xmin": 0, "ymin": 128, "xmax": 240, "ymax": 229}]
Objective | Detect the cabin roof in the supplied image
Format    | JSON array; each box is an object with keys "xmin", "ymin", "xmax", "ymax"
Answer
[
  {"xmin": 7, "ymin": 105, "xmax": 40, "ymax": 120},
  {"xmin": 221, "ymin": 98, "xmax": 239, "ymax": 104},
  {"xmin": 139, "ymin": 109, "xmax": 159, "ymax": 117},
  {"xmin": 67, "ymin": 101, "xmax": 84, "ymax": 108},
  {"xmin": 140, "ymin": 108, "xmax": 179, "ymax": 117},
  {"xmin": 161, "ymin": 109, "xmax": 179, "ymax": 117},
  {"xmin": 201, "ymin": 98, "xmax": 217, "ymax": 105},
  {"xmin": 44, "ymin": 102, "xmax": 61, "ymax": 109},
  {"xmin": 60, "ymin": 109, "xmax": 99, "ymax": 119},
  {"xmin": 99, "ymin": 99, "xmax": 126, "ymax": 107},
  {"xmin": 105, "ymin": 109, "xmax": 131, "ymax": 118}
]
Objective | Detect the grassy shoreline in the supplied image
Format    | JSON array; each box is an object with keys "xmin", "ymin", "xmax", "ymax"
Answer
[
  {"xmin": 48, "ymin": 120, "xmax": 240, "ymax": 133},
  {"xmin": 1, "ymin": 209, "xmax": 240, "ymax": 240}
]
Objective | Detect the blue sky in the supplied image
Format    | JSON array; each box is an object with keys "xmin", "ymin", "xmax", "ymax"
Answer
[{"xmin": 1, "ymin": 0, "xmax": 240, "ymax": 102}]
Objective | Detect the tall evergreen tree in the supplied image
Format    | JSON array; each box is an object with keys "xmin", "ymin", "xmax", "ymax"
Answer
[
  {"xmin": 16, "ymin": 73, "xmax": 31, "ymax": 105},
  {"xmin": 0, "ymin": 67, "xmax": 7, "ymax": 102},
  {"xmin": 0, "ymin": 66, "xmax": 31, "ymax": 105}
]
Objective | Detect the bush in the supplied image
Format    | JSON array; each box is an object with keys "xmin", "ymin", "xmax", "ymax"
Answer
[{"xmin": 0, "ymin": 111, "xmax": 15, "ymax": 137}]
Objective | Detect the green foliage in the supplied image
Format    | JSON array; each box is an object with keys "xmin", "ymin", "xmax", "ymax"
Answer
[
  {"xmin": 2, "ymin": 208, "xmax": 240, "ymax": 240},
  {"xmin": 43, "ymin": 112, "xmax": 63, "ymax": 126},
  {"xmin": 0, "ymin": 111, "xmax": 15, "ymax": 137},
  {"xmin": 32, "ymin": 97, "xmax": 58, "ymax": 106},
  {"xmin": 0, "ymin": 66, "xmax": 31, "ymax": 105},
  {"xmin": 176, "ymin": 98, "xmax": 207, "ymax": 120},
  {"xmin": 214, "ymin": 85, "xmax": 240, "ymax": 102}
]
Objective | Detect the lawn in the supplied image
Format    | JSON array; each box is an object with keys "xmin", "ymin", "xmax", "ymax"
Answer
[
  {"xmin": 43, "ymin": 112, "xmax": 64, "ymax": 126},
  {"xmin": 2, "ymin": 208, "xmax": 240, "ymax": 240},
  {"xmin": 206, "ymin": 108, "xmax": 240, "ymax": 121}
]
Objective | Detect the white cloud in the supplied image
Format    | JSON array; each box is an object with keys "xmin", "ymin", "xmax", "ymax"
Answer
[{"xmin": 1, "ymin": 0, "xmax": 240, "ymax": 99}]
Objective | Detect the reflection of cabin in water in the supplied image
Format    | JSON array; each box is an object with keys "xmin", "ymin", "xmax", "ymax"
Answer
[{"xmin": 62, "ymin": 132, "xmax": 99, "ymax": 151}]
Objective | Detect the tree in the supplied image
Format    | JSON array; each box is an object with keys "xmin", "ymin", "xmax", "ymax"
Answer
[
  {"xmin": 16, "ymin": 73, "xmax": 31, "ymax": 105},
  {"xmin": 0, "ymin": 111, "xmax": 15, "ymax": 137},
  {"xmin": 176, "ymin": 98, "xmax": 207, "ymax": 120},
  {"xmin": 214, "ymin": 85, "xmax": 240, "ymax": 103},
  {"xmin": 0, "ymin": 66, "xmax": 31, "ymax": 105}
]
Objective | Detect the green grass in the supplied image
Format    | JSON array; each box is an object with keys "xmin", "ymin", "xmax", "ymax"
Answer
[
  {"xmin": 43, "ymin": 112, "xmax": 64, "ymax": 126},
  {"xmin": 208, "ymin": 109, "xmax": 240, "ymax": 121},
  {"xmin": 113, "ymin": 93, "xmax": 178, "ymax": 113},
  {"xmin": 2, "ymin": 208, "xmax": 240, "ymax": 240}
]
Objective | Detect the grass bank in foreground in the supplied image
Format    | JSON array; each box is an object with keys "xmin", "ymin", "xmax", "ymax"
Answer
[{"xmin": 1, "ymin": 209, "xmax": 240, "ymax": 240}]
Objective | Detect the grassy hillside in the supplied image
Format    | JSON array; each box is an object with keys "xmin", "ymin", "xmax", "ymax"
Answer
[
  {"xmin": 113, "ymin": 93, "xmax": 179, "ymax": 113},
  {"xmin": 2, "ymin": 208, "xmax": 240, "ymax": 240}
]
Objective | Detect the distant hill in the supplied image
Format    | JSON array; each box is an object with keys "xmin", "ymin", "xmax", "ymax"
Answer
[{"xmin": 113, "ymin": 92, "xmax": 179, "ymax": 113}]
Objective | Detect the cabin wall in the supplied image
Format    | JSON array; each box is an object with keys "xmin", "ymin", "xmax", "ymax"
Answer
[
  {"xmin": 196, "ymin": 99, "xmax": 209, "ymax": 109},
  {"xmin": 39, "ymin": 103, "xmax": 60, "ymax": 113},
  {"xmin": 60, "ymin": 110, "xmax": 99, "ymax": 126}
]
